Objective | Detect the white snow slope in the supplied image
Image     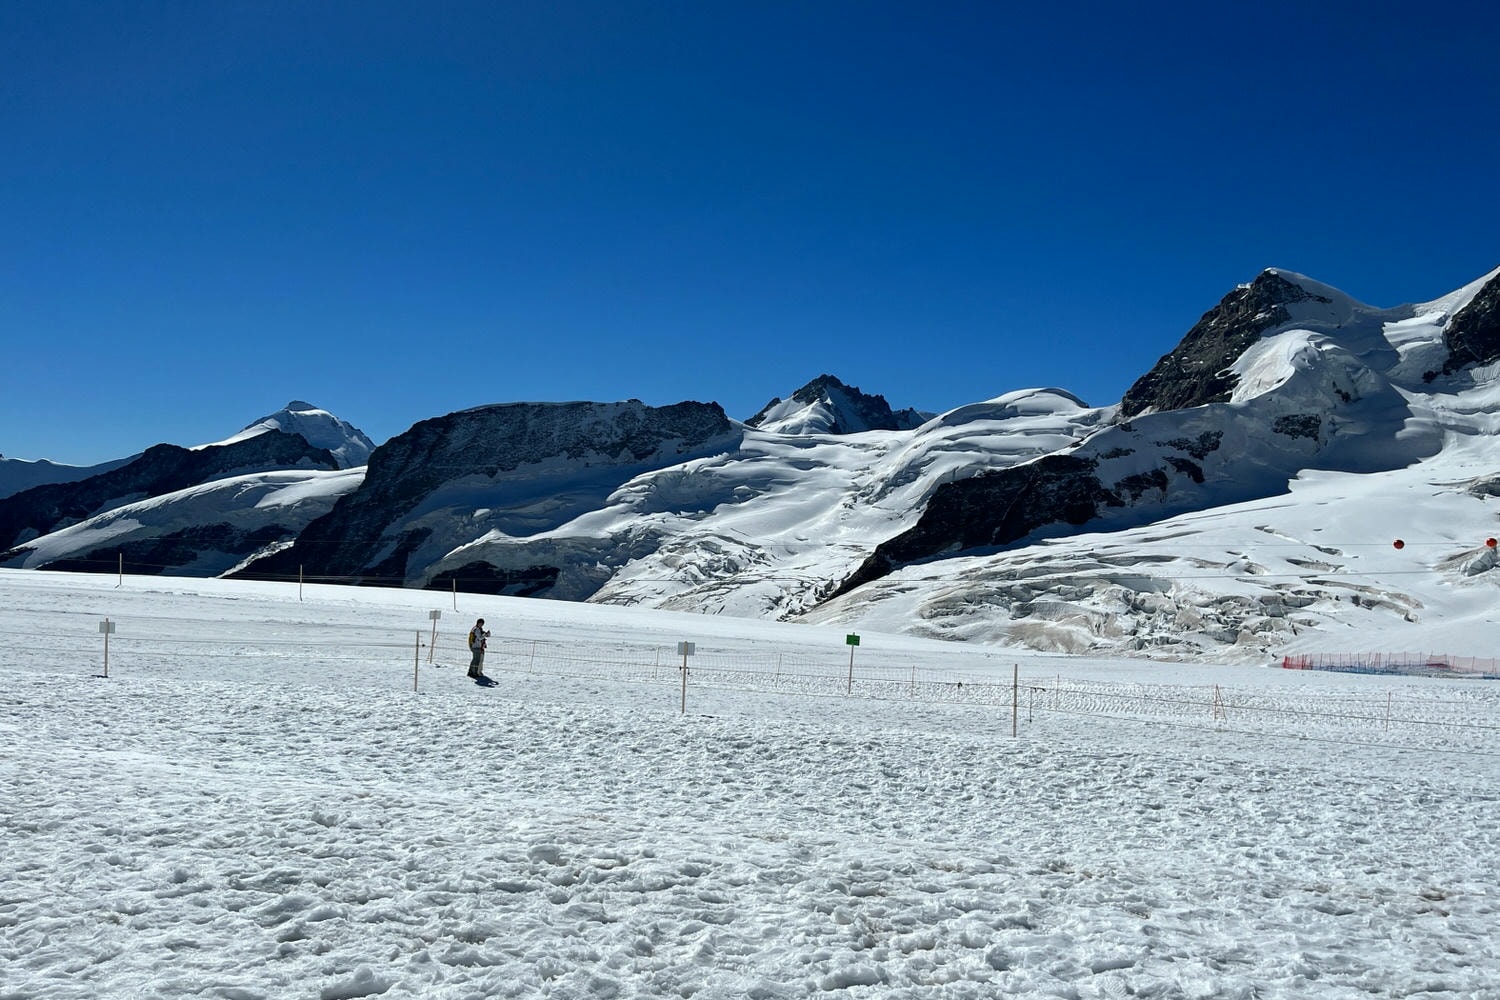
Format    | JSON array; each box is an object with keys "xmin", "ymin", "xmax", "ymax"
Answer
[{"xmin": 2, "ymin": 570, "xmax": 1497, "ymax": 998}]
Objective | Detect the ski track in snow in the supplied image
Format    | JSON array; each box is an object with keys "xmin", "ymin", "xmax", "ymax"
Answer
[{"xmin": 2, "ymin": 575, "xmax": 1499, "ymax": 998}]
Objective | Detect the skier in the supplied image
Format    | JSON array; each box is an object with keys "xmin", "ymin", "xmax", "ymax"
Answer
[{"xmin": 467, "ymin": 618, "xmax": 490, "ymax": 679}]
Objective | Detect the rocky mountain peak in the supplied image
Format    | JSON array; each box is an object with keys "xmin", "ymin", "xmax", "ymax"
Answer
[
  {"xmin": 220, "ymin": 401, "xmax": 376, "ymax": 469},
  {"xmin": 1120, "ymin": 269, "xmax": 1333, "ymax": 419},
  {"xmin": 1430, "ymin": 268, "xmax": 1500, "ymax": 379},
  {"xmin": 746, "ymin": 374, "xmax": 927, "ymax": 434}
]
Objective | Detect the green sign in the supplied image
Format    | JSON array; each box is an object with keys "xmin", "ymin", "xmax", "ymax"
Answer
[{"xmin": 846, "ymin": 634, "xmax": 860, "ymax": 646}]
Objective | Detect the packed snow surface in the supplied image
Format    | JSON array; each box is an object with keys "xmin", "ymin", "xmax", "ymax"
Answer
[{"xmin": 2, "ymin": 570, "xmax": 1497, "ymax": 998}]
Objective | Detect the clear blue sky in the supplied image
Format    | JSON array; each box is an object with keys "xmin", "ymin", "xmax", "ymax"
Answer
[{"xmin": 4, "ymin": 1, "xmax": 1498, "ymax": 464}]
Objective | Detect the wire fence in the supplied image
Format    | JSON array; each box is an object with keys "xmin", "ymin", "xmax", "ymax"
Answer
[
  {"xmin": 10, "ymin": 605, "xmax": 1498, "ymax": 760},
  {"xmin": 1281, "ymin": 652, "xmax": 1500, "ymax": 679}
]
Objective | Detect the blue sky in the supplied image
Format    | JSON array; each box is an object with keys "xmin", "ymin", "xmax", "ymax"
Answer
[{"xmin": 4, "ymin": 1, "xmax": 1498, "ymax": 464}]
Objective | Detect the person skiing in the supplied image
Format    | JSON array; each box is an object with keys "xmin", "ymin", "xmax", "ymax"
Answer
[{"xmin": 467, "ymin": 618, "xmax": 490, "ymax": 679}]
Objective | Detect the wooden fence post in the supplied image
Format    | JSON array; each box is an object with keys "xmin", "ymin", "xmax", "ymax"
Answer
[
  {"xmin": 1012, "ymin": 663, "xmax": 1018, "ymax": 737},
  {"xmin": 99, "ymin": 618, "xmax": 115, "ymax": 677},
  {"xmin": 678, "ymin": 642, "xmax": 695, "ymax": 714},
  {"xmin": 844, "ymin": 634, "xmax": 861, "ymax": 695}
]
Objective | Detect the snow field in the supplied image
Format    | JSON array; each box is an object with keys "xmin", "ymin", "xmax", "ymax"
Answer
[
  {"xmin": 2, "ymin": 571, "xmax": 1498, "ymax": 998},
  {"xmin": 19, "ymin": 602, "xmax": 1494, "ymax": 762}
]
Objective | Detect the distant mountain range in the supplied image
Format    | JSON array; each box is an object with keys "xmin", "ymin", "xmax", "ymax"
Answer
[
  {"xmin": 5, "ymin": 265, "xmax": 1500, "ymax": 662},
  {"xmin": 0, "ymin": 455, "xmax": 133, "ymax": 500}
]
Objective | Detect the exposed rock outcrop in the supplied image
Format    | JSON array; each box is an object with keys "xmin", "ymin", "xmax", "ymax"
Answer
[
  {"xmin": 1432, "ymin": 270, "xmax": 1500, "ymax": 377},
  {"xmin": 33, "ymin": 522, "xmax": 299, "ymax": 576},
  {"xmin": 1120, "ymin": 270, "xmax": 1331, "ymax": 418},
  {"xmin": 835, "ymin": 454, "xmax": 1117, "ymax": 596}
]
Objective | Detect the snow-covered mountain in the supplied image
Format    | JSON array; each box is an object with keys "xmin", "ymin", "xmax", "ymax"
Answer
[
  {"xmin": 806, "ymin": 266, "xmax": 1500, "ymax": 660},
  {"xmin": 586, "ymin": 388, "xmax": 1103, "ymax": 617},
  {"xmin": 837, "ymin": 269, "xmax": 1455, "ymax": 596},
  {"xmin": 231, "ymin": 390, "xmax": 1106, "ymax": 622},
  {"xmin": 745, "ymin": 374, "xmax": 930, "ymax": 434},
  {"xmin": 803, "ymin": 453, "xmax": 1500, "ymax": 661},
  {"xmin": 9, "ymin": 265, "xmax": 1500, "ymax": 662},
  {"xmin": 240, "ymin": 399, "xmax": 743, "ymax": 593},
  {"xmin": 0, "ymin": 404, "xmax": 374, "ymax": 575},
  {"xmin": 203, "ymin": 400, "xmax": 376, "ymax": 469},
  {"xmin": 5, "ymin": 468, "xmax": 364, "ymax": 577}
]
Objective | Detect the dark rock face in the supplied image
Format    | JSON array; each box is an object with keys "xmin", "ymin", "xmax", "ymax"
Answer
[
  {"xmin": 745, "ymin": 398, "xmax": 780, "ymax": 425},
  {"xmin": 426, "ymin": 562, "xmax": 561, "ymax": 598},
  {"xmin": 1121, "ymin": 271, "xmax": 1331, "ymax": 418},
  {"xmin": 747, "ymin": 374, "xmax": 925, "ymax": 432},
  {"xmin": 0, "ymin": 431, "xmax": 339, "ymax": 550},
  {"xmin": 1157, "ymin": 431, "xmax": 1223, "ymax": 460},
  {"xmin": 832, "ymin": 421, "xmax": 1233, "ymax": 595},
  {"xmin": 1432, "ymin": 270, "xmax": 1500, "ymax": 378},
  {"xmin": 1115, "ymin": 469, "xmax": 1169, "ymax": 500},
  {"xmin": 241, "ymin": 400, "xmax": 735, "ymax": 585},
  {"xmin": 1274, "ymin": 414, "xmax": 1322, "ymax": 440},
  {"xmin": 835, "ymin": 454, "xmax": 1120, "ymax": 596},
  {"xmin": 32, "ymin": 522, "xmax": 298, "ymax": 576}
]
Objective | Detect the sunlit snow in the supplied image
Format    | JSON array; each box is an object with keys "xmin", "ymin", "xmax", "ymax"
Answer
[{"xmin": 2, "ymin": 570, "xmax": 1497, "ymax": 997}]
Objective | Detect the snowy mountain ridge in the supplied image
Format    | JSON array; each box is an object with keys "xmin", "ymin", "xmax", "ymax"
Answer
[
  {"xmin": 6, "ymin": 266, "xmax": 1500, "ymax": 662},
  {"xmin": 0, "ymin": 404, "xmax": 373, "ymax": 576}
]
